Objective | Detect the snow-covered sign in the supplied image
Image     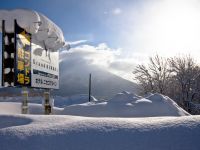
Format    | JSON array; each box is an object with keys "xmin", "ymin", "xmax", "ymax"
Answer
[{"xmin": 0, "ymin": 9, "xmax": 69, "ymax": 89}]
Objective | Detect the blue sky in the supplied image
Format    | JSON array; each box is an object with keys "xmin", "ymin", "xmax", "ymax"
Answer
[
  {"xmin": 0, "ymin": 0, "xmax": 138, "ymax": 48},
  {"xmin": 1, "ymin": 0, "xmax": 200, "ymax": 81},
  {"xmin": 0, "ymin": 0, "xmax": 143, "ymax": 81}
]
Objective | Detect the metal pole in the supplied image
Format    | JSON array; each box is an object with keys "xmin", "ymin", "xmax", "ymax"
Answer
[
  {"xmin": 21, "ymin": 87, "xmax": 29, "ymax": 114},
  {"xmin": 89, "ymin": 73, "xmax": 91, "ymax": 102},
  {"xmin": 1, "ymin": 20, "xmax": 5, "ymax": 86}
]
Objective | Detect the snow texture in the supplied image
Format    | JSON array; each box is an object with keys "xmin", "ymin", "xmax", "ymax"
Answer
[
  {"xmin": 0, "ymin": 102, "xmax": 62, "ymax": 115},
  {"xmin": 0, "ymin": 114, "xmax": 200, "ymax": 150},
  {"xmin": 0, "ymin": 9, "xmax": 69, "ymax": 51},
  {"xmin": 0, "ymin": 92, "xmax": 189, "ymax": 117},
  {"xmin": 61, "ymin": 92, "xmax": 189, "ymax": 117},
  {"xmin": 0, "ymin": 92, "xmax": 196, "ymax": 150},
  {"xmin": 0, "ymin": 94, "xmax": 97, "ymax": 107}
]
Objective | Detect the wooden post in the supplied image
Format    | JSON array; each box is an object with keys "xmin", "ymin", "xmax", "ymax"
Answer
[
  {"xmin": 21, "ymin": 87, "xmax": 28, "ymax": 114},
  {"xmin": 44, "ymin": 89, "xmax": 51, "ymax": 115},
  {"xmin": 89, "ymin": 73, "xmax": 91, "ymax": 102}
]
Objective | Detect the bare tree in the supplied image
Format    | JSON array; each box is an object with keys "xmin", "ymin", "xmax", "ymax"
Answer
[
  {"xmin": 133, "ymin": 55, "xmax": 171, "ymax": 94},
  {"xmin": 169, "ymin": 55, "xmax": 200, "ymax": 104},
  {"xmin": 133, "ymin": 64, "xmax": 154, "ymax": 94},
  {"xmin": 133, "ymin": 54, "xmax": 200, "ymax": 113}
]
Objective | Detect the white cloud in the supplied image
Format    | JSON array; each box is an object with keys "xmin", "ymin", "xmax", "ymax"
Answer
[
  {"xmin": 60, "ymin": 43, "xmax": 136, "ymax": 81},
  {"xmin": 112, "ymin": 8, "xmax": 122, "ymax": 15},
  {"xmin": 67, "ymin": 40, "xmax": 88, "ymax": 45}
]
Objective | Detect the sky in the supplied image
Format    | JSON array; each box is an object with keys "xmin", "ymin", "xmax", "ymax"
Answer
[{"xmin": 1, "ymin": 0, "xmax": 200, "ymax": 81}]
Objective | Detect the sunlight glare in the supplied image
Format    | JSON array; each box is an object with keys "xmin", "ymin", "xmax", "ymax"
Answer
[{"xmin": 150, "ymin": 0, "xmax": 200, "ymax": 56}]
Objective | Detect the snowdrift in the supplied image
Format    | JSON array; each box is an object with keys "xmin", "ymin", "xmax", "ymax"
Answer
[
  {"xmin": 61, "ymin": 92, "xmax": 189, "ymax": 117},
  {"xmin": 0, "ymin": 114, "xmax": 199, "ymax": 150},
  {"xmin": 0, "ymin": 92, "xmax": 189, "ymax": 117},
  {"xmin": 0, "ymin": 92, "xmax": 195, "ymax": 150}
]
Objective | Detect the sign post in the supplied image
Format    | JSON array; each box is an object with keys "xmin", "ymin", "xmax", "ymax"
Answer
[
  {"xmin": 21, "ymin": 87, "xmax": 29, "ymax": 114},
  {"xmin": 89, "ymin": 73, "xmax": 91, "ymax": 102},
  {"xmin": 2, "ymin": 20, "xmax": 4, "ymax": 87},
  {"xmin": 44, "ymin": 89, "xmax": 51, "ymax": 115}
]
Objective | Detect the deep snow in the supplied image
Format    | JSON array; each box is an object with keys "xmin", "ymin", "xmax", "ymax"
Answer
[
  {"xmin": 0, "ymin": 92, "xmax": 189, "ymax": 117},
  {"xmin": 0, "ymin": 92, "xmax": 197, "ymax": 150},
  {"xmin": 0, "ymin": 115, "xmax": 200, "ymax": 150},
  {"xmin": 61, "ymin": 92, "xmax": 189, "ymax": 117}
]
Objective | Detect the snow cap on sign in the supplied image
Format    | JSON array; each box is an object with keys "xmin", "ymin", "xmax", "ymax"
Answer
[{"xmin": 0, "ymin": 9, "xmax": 69, "ymax": 51}]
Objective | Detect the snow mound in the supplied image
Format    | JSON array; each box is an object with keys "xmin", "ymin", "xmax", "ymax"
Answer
[
  {"xmin": 145, "ymin": 93, "xmax": 189, "ymax": 116},
  {"xmin": 0, "ymin": 92, "xmax": 189, "ymax": 117},
  {"xmin": 146, "ymin": 93, "xmax": 167, "ymax": 102},
  {"xmin": 61, "ymin": 92, "xmax": 189, "ymax": 117},
  {"xmin": 108, "ymin": 91, "xmax": 141, "ymax": 104},
  {"xmin": 0, "ymin": 115, "xmax": 200, "ymax": 150}
]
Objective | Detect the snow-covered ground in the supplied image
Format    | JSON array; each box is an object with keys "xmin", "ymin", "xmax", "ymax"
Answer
[
  {"xmin": 0, "ymin": 102, "xmax": 63, "ymax": 114},
  {"xmin": 0, "ymin": 115, "xmax": 200, "ymax": 150},
  {"xmin": 0, "ymin": 94, "xmax": 97, "ymax": 107},
  {"xmin": 0, "ymin": 92, "xmax": 189, "ymax": 117},
  {"xmin": 0, "ymin": 91, "xmax": 196, "ymax": 150}
]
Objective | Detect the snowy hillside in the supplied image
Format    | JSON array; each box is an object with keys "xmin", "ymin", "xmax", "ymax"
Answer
[
  {"xmin": 0, "ymin": 115, "xmax": 200, "ymax": 150},
  {"xmin": 56, "ymin": 58, "xmax": 139, "ymax": 98}
]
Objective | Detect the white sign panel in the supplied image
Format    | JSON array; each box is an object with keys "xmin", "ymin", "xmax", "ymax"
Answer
[{"xmin": 31, "ymin": 42, "xmax": 59, "ymax": 89}]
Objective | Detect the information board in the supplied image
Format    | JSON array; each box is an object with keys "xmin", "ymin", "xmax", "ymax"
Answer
[
  {"xmin": 1, "ymin": 20, "xmax": 59, "ymax": 89},
  {"xmin": 14, "ymin": 20, "xmax": 31, "ymax": 87},
  {"xmin": 31, "ymin": 42, "xmax": 59, "ymax": 89}
]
